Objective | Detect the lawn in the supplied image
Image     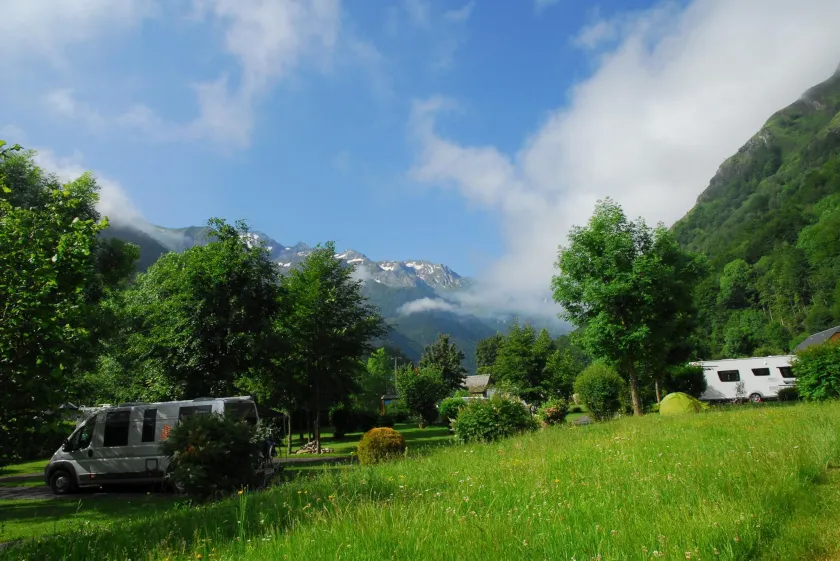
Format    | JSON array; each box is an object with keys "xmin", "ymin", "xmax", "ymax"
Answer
[
  {"xmin": 3, "ymin": 402, "xmax": 839, "ymax": 560},
  {"xmin": 281, "ymin": 423, "xmax": 453, "ymax": 458},
  {"xmin": 0, "ymin": 459, "xmax": 48, "ymax": 478}
]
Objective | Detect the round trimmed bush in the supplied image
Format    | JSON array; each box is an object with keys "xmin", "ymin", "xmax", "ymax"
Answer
[
  {"xmin": 453, "ymin": 396, "xmax": 538, "ymax": 443},
  {"xmin": 438, "ymin": 397, "xmax": 467, "ymax": 422},
  {"xmin": 537, "ymin": 397, "xmax": 569, "ymax": 426},
  {"xmin": 573, "ymin": 362, "xmax": 626, "ymax": 421},
  {"xmin": 356, "ymin": 427, "xmax": 406, "ymax": 465}
]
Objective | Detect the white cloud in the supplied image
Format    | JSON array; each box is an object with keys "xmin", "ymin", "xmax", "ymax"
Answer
[
  {"xmin": 408, "ymin": 0, "xmax": 840, "ymax": 321},
  {"xmin": 534, "ymin": 0, "xmax": 559, "ymax": 14},
  {"xmin": 397, "ymin": 297, "xmax": 458, "ymax": 315},
  {"xmin": 0, "ymin": 0, "xmax": 156, "ymax": 67},
  {"xmin": 444, "ymin": 2, "xmax": 475, "ymax": 23},
  {"xmin": 31, "ymin": 146, "xmax": 145, "ymax": 227}
]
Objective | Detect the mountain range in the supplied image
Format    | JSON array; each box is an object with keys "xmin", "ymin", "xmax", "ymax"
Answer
[{"xmin": 103, "ymin": 222, "xmax": 544, "ymax": 372}]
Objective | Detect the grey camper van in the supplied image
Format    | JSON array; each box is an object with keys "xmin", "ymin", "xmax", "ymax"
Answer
[{"xmin": 44, "ymin": 396, "xmax": 266, "ymax": 495}]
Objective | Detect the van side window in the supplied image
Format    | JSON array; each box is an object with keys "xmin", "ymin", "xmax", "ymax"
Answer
[
  {"xmin": 778, "ymin": 366, "xmax": 796, "ymax": 378},
  {"xmin": 103, "ymin": 411, "xmax": 131, "ymax": 447},
  {"xmin": 67, "ymin": 416, "xmax": 97, "ymax": 451},
  {"xmin": 751, "ymin": 368, "xmax": 770, "ymax": 377},
  {"xmin": 717, "ymin": 370, "xmax": 740, "ymax": 382},
  {"xmin": 179, "ymin": 405, "xmax": 212, "ymax": 420},
  {"xmin": 142, "ymin": 409, "xmax": 157, "ymax": 442}
]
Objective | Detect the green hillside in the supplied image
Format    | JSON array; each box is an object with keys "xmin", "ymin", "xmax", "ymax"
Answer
[{"xmin": 673, "ymin": 68, "xmax": 840, "ymax": 358}]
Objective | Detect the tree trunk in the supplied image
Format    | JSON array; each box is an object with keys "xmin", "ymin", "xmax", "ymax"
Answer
[
  {"xmin": 627, "ymin": 362, "xmax": 644, "ymax": 416},
  {"xmin": 286, "ymin": 412, "xmax": 293, "ymax": 455},
  {"xmin": 654, "ymin": 378, "xmax": 661, "ymax": 404},
  {"xmin": 314, "ymin": 375, "xmax": 322, "ymax": 454}
]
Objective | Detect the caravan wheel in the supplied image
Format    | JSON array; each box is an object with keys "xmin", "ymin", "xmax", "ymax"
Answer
[{"xmin": 749, "ymin": 393, "xmax": 762, "ymax": 403}]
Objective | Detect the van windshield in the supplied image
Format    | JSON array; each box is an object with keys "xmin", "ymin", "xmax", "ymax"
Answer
[
  {"xmin": 66, "ymin": 416, "xmax": 96, "ymax": 451},
  {"xmin": 225, "ymin": 402, "xmax": 258, "ymax": 425}
]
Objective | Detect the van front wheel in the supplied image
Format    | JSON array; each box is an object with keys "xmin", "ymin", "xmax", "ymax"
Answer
[{"xmin": 49, "ymin": 469, "xmax": 77, "ymax": 495}]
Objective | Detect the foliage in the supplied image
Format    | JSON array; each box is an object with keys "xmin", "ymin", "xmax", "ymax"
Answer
[
  {"xmin": 279, "ymin": 242, "xmax": 389, "ymax": 451},
  {"xmin": 453, "ymin": 395, "xmax": 538, "ymax": 443},
  {"xmin": 672, "ymin": 71, "xmax": 840, "ymax": 357},
  {"xmin": 553, "ymin": 198, "xmax": 707, "ymax": 415},
  {"xmin": 355, "ymin": 427, "xmax": 406, "ymax": 465},
  {"xmin": 0, "ymin": 144, "xmax": 122, "ymax": 465},
  {"xmin": 385, "ymin": 399, "xmax": 411, "ymax": 423},
  {"xmin": 159, "ymin": 413, "xmax": 259, "ymax": 501},
  {"xmin": 776, "ymin": 386, "xmax": 800, "ymax": 402},
  {"xmin": 395, "ymin": 365, "xmax": 448, "ymax": 426},
  {"xmin": 418, "ymin": 333, "xmax": 468, "ymax": 393},
  {"xmin": 536, "ymin": 397, "xmax": 569, "ymax": 426},
  {"xmin": 792, "ymin": 341, "xmax": 840, "ymax": 401},
  {"xmin": 475, "ymin": 332, "xmax": 504, "ymax": 369},
  {"xmin": 99, "ymin": 218, "xmax": 284, "ymax": 402},
  {"xmin": 573, "ymin": 362, "xmax": 626, "ymax": 421},
  {"xmin": 329, "ymin": 404, "xmax": 378, "ymax": 438},
  {"xmin": 376, "ymin": 413, "xmax": 395, "ymax": 428},
  {"xmin": 662, "ymin": 363, "xmax": 708, "ymax": 398},
  {"xmin": 438, "ymin": 396, "xmax": 467, "ymax": 422},
  {"xmin": 356, "ymin": 348, "xmax": 393, "ymax": 412}
]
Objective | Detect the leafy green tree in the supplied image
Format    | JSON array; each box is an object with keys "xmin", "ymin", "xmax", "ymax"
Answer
[
  {"xmin": 101, "ymin": 218, "xmax": 286, "ymax": 402},
  {"xmin": 552, "ymin": 199, "xmax": 707, "ymax": 415},
  {"xmin": 418, "ymin": 333, "xmax": 468, "ymax": 392},
  {"xmin": 475, "ymin": 332, "xmax": 504, "ymax": 369},
  {"xmin": 542, "ymin": 348, "xmax": 582, "ymax": 399},
  {"xmin": 395, "ymin": 364, "xmax": 448, "ymax": 426},
  {"xmin": 573, "ymin": 362, "xmax": 626, "ymax": 421},
  {"xmin": 492, "ymin": 321, "xmax": 540, "ymax": 401},
  {"xmin": 0, "ymin": 142, "xmax": 110, "ymax": 464},
  {"xmin": 280, "ymin": 242, "xmax": 388, "ymax": 451},
  {"xmin": 792, "ymin": 341, "xmax": 840, "ymax": 401},
  {"xmin": 356, "ymin": 347, "xmax": 393, "ymax": 412}
]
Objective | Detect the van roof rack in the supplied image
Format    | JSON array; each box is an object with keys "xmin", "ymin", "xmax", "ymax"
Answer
[
  {"xmin": 192, "ymin": 397, "xmax": 216, "ymax": 401},
  {"xmin": 117, "ymin": 402, "xmax": 144, "ymax": 407}
]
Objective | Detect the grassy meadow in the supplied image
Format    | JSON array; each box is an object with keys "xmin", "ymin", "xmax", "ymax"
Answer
[{"xmin": 3, "ymin": 402, "xmax": 840, "ymax": 560}]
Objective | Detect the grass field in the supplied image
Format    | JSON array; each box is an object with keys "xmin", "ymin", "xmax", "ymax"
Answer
[
  {"xmin": 3, "ymin": 402, "xmax": 839, "ymax": 560},
  {"xmin": 0, "ymin": 460, "xmax": 48, "ymax": 478},
  {"xmin": 282, "ymin": 423, "xmax": 453, "ymax": 458}
]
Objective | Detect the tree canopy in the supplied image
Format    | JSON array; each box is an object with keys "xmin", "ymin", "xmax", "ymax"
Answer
[{"xmin": 418, "ymin": 333, "xmax": 467, "ymax": 393}]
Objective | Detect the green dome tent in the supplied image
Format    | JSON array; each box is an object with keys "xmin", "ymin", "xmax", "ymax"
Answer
[{"xmin": 659, "ymin": 392, "xmax": 706, "ymax": 416}]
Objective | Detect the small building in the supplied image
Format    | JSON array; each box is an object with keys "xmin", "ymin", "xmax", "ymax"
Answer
[
  {"xmin": 464, "ymin": 375, "xmax": 493, "ymax": 397},
  {"xmin": 795, "ymin": 325, "xmax": 840, "ymax": 352}
]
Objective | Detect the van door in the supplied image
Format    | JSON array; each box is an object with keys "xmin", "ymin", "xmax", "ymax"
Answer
[
  {"xmin": 61, "ymin": 414, "xmax": 100, "ymax": 483},
  {"xmin": 88, "ymin": 408, "xmax": 135, "ymax": 484}
]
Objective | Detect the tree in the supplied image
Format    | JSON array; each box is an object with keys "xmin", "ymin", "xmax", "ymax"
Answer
[
  {"xmin": 552, "ymin": 199, "xmax": 707, "ymax": 415},
  {"xmin": 475, "ymin": 332, "xmax": 504, "ymax": 370},
  {"xmin": 492, "ymin": 321, "xmax": 553, "ymax": 405},
  {"xmin": 395, "ymin": 364, "xmax": 447, "ymax": 427},
  {"xmin": 101, "ymin": 218, "xmax": 285, "ymax": 401},
  {"xmin": 356, "ymin": 347, "xmax": 393, "ymax": 412},
  {"xmin": 0, "ymin": 142, "xmax": 110, "ymax": 464},
  {"xmin": 418, "ymin": 333, "xmax": 468, "ymax": 393},
  {"xmin": 280, "ymin": 242, "xmax": 388, "ymax": 452}
]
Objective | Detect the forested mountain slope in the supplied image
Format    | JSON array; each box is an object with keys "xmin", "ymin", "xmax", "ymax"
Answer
[{"xmin": 673, "ymin": 67, "xmax": 840, "ymax": 358}]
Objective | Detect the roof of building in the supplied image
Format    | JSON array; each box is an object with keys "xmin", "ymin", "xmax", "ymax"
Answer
[
  {"xmin": 795, "ymin": 324, "xmax": 840, "ymax": 352},
  {"xmin": 464, "ymin": 375, "xmax": 491, "ymax": 393}
]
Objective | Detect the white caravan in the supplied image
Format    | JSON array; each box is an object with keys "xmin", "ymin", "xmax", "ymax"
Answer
[
  {"xmin": 692, "ymin": 355, "xmax": 797, "ymax": 403},
  {"xmin": 44, "ymin": 396, "xmax": 266, "ymax": 495}
]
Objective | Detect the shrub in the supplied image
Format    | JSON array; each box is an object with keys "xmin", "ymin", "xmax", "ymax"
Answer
[
  {"xmin": 453, "ymin": 396, "xmax": 538, "ymax": 443},
  {"xmin": 356, "ymin": 427, "xmax": 406, "ymax": 465},
  {"xmin": 438, "ymin": 397, "xmax": 467, "ymax": 422},
  {"xmin": 537, "ymin": 397, "xmax": 569, "ymax": 426},
  {"xmin": 386, "ymin": 400, "xmax": 411, "ymax": 423},
  {"xmin": 793, "ymin": 341, "xmax": 840, "ymax": 401},
  {"xmin": 574, "ymin": 362, "xmax": 626, "ymax": 421},
  {"xmin": 376, "ymin": 413, "xmax": 395, "ymax": 428},
  {"xmin": 776, "ymin": 386, "xmax": 800, "ymax": 402},
  {"xmin": 160, "ymin": 413, "xmax": 259, "ymax": 500},
  {"xmin": 329, "ymin": 404, "xmax": 378, "ymax": 438},
  {"xmin": 396, "ymin": 365, "xmax": 448, "ymax": 426},
  {"xmin": 663, "ymin": 364, "xmax": 708, "ymax": 398},
  {"xmin": 568, "ymin": 405, "xmax": 582, "ymax": 414}
]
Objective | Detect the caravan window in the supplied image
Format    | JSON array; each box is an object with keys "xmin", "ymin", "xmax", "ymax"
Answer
[
  {"xmin": 141, "ymin": 409, "xmax": 157, "ymax": 442},
  {"xmin": 717, "ymin": 370, "xmax": 740, "ymax": 382},
  {"xmin": 751, "ymin": 368, "xmax": 770, "ymax": 377},
  {"xmin": 179, "ymin": 405, "xmax": 212, "ymax": 420},
  {"xmin": 103, "ymin": 411, "xmax": 131, "ymax": 447},
  {"xmin": 778, "ymin": 366, "xmax": 796, "ymax": 379}
]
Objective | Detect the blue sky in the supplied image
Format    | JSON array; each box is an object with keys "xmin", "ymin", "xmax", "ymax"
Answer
[{"xmin": 2, "ymin": 0, "xmax": 840, "ymax": 316}]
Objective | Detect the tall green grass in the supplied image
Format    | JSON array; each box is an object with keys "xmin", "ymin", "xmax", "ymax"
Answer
[{"xmin": 5, "ymin": 402, "xmax": 839, "ymax": 560}]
